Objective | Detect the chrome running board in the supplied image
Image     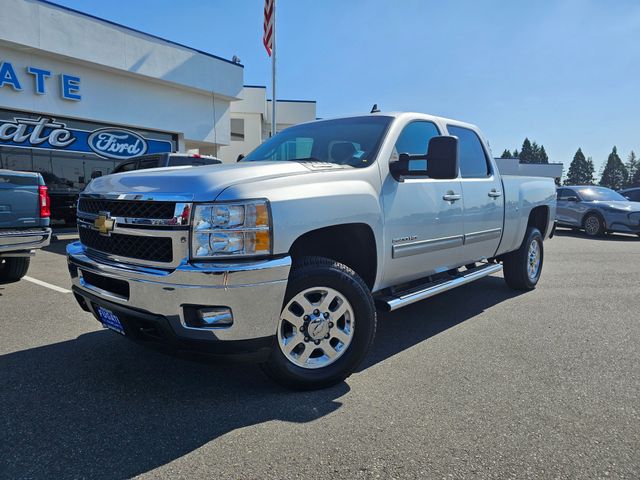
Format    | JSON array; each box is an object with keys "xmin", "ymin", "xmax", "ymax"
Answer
[{"xmin": 376, "ymin": 263, "xmax": 503, "ymax": 312}]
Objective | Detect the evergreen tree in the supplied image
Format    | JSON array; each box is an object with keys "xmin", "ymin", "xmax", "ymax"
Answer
[
  {"xmin": 531, "ymin": 141, "xmax": 540, "ymax": 164},
  {"xmin": 631, "ymin": 161, "xmax": 640, "ymax": 187},
  {"xmin": 625, "ymin": 151, "xmax": 638, "ymax": 187},
  {"xmin": 500, "ymin": 149, "xmax": 512, "ymax": 158},
  {"xmin": 564, "ymin": 148, "xmax": 593, "ymax": 185},
  {"xmin": 586, "ymin": 157, "xmax": 595, "ymax": 185},
  {"xmin": 519, "ymin": 138, "xmax": 534, "ymax": 164},
  {"xmin": 599, "ymin": 147, "xmax": 628, "ymax": 190},
  {"xmin": 512, "ymin": 149, "xmax": 519, "ymax": 158},
  {"xmin": 538, "ymin": 145, "xmax": 549, "ymax": 164}
]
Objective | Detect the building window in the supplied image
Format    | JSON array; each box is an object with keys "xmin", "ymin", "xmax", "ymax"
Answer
[{"xmin": 231, "ymin": 118, "xmax": 245, "ymax": 141}]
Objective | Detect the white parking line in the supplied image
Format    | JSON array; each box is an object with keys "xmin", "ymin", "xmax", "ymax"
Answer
[{"xmin": 23, "ymin": 276, "xmax": 72, "ymax": 294}]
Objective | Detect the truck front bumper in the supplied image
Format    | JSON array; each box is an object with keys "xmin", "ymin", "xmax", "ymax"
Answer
[
  {"xmin": 66, "ymin": 241, "xmax": 291, "ymax": 360},
  {"xmin": 0, "ymin": 228, "xmax": 51, "ymax": 255}
]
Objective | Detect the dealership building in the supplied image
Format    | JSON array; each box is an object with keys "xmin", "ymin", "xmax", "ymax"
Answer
[{"xmin": 0, "ymin": 0, "xmax": 316, "ymax": 222}]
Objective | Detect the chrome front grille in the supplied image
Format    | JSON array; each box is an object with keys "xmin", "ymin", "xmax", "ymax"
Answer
[
  {"xmin": 78, "ymin": 198, "xmax": 176, "ymax": 219},
  {"xmin": 78, "ymin": 226, "xmax": 173, "ymax": 263},
  {"xmin": 76, "ymin": 194, "xmax": 192, "ymax": 268}
]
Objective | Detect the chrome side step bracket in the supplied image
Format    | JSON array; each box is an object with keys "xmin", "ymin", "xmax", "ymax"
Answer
[{"xmin": 376, "ymin": 263, "xmax": 503, "ymax": 312}]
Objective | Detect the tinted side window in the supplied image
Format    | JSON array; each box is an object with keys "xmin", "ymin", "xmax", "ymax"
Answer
[
  {"xmin": 558, "ymin": 188, "xmax": 576, "ymax": 200},
  {"xmin": 447, "ymin": 125, "xmax": 490, "ymax": 178},
  {"xmin": 138, "ymin": 158, "xmax": 162, "ymax": 170},
  {"xmin": 114, "ymin": 161, "xmax": 137, "ymax": 173},
  {"xmin": 393, "ymin": 121, "xmax": 440, "ymax": 159}
]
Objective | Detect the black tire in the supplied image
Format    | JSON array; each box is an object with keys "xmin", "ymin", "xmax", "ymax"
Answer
[
  {"xmin": 502, "ymin": 227, "xmax": 543, "ymax": 291},
  {"xmin": 261, "ymin": 256, "xmax": 376, "ymax": 390},
  {"xmin": 0, "ymin": 257, "xmax": 30, "ymax": 283},
  {"xmin": 583, "ymin": 212, "xmax": 605, "ymax": 237}
]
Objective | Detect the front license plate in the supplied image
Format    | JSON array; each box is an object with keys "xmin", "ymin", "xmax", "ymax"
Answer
[{"xmin": 97, "ymin": 306, "xmax": 125, "ymax": 335}]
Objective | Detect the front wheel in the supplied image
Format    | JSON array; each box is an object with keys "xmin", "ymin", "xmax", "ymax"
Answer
[
  {"xmin": 502, "ymin": 227, "xmax": 543, "ymax": 290},
  {"xmin": 583, "ymin": 213, "xmax": 605, "ymax": 237},
  {"xmin": 261, "ymin": 256, "xmax": 376, "ymax": 390}
]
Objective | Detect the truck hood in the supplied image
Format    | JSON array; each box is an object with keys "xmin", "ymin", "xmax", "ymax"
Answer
[{"xmin": 84, "ymin": 162, "xmax": 315, "ymax": 201}]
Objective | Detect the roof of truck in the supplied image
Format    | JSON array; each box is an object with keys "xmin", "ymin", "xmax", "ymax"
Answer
[
  {"xmin": 300, "ymin": 111, "xmax": 481, "ymax": 131},
  {"xmin": 0, "ymin": 169, "xmax": 42, "ymax": 178}
]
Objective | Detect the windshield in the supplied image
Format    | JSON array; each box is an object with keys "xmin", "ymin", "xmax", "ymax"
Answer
[
  {"xmin": 242, "ymin": 116, "xmax": 393, "ymax": 168},
  {"xmin": 577, "ymin": 187, "xmax": 627, "ymax": 201}
]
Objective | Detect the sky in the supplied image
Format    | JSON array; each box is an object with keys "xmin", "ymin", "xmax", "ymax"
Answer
[{"xmin": 52, "ymin": 0, "xmax": 640, "ymax": 174}]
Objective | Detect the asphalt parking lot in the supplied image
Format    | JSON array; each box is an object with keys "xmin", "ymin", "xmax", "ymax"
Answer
[{"xmin": 1, "ymin": 230, "xmax": 638, "ymax": 479}]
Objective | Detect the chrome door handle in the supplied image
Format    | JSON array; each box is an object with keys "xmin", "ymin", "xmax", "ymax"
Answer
[
  {"xmin": 442, "ymin": 193, "xmax": 461, "ymax": 202},
  {"xmin": 488, "ymin": 189, "xmax": 502, "ymax": 198}
]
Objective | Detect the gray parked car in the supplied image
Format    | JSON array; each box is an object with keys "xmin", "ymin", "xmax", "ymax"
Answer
[{"xmin": 556, "ymin": 185, "xmax": 640, "ymax": 237}]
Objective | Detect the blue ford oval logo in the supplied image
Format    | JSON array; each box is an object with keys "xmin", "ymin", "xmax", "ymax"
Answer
[{"xmin": 88, "ymin": 128, "xmax": 148, "ymax": 160}]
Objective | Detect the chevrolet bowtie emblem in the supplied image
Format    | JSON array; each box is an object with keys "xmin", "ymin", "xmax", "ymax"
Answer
[{"xmin": 94, "ymin": 213, "xmax": 115, "ymax": 235}]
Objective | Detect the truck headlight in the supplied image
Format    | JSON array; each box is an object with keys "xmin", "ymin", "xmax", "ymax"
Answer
[{"xmin": 191, "ymin": 200, "xmax": 271, "ymax": 259}]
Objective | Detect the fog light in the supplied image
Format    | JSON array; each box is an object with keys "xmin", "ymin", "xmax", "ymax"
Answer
[{"xmin": 197, "ymin": 307, "xmax": 233, "ymax": 328}]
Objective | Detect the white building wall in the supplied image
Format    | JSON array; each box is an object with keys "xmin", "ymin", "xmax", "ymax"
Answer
[
  {"xmin": 0, "ymin": 0, "xmax": 243, "ymax": 149},
  {"xmin": 0, "ymin": 0, "xmax": 243, "ymax": 99}
]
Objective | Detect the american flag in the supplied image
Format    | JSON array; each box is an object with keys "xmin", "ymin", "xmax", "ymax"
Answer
[{"xmin": 263, "ymin": 0, "xmax": 274, "ymax": 57}]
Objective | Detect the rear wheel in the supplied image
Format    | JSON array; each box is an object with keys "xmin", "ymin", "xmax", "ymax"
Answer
[
  {"xmin": 0, "ymin": 257, "xmax": 31, "ymax": 283},
  {"xmin": 262, "ymin": 256, "xmax": 376, "ymax": 390},
  {"xmin": 502, "ymin": 227, "xmax": 543, "ymax": 290},
  {"xmin": 583, "ymin": 213, "xmax": 604, "ymax": 237}
]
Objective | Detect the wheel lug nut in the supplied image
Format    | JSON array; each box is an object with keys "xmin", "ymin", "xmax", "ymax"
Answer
[
  {"xmin": 304, "ymin": 315, "xmax": 309, "ymax": 321},
  {"xmin": 328, "ymin": 322, "xmax": 334, "ymax": 328},
  {"xmin": 323, "ymin": 312, "xmax": 329, "ymax": 318},
  {"xmin": 300, "ymin": 326, "xmax": 305, "ymax": 332},
  {"xmin": 313, "ymin": 309, "xmax": 319, "ymax": 315},
  {"xmin": 304, "ymin": 336, "xmax": 310, "ymax": 342},
  {"xmin": 325, "ymin": 334, "xmax": 330, "ymax": 339},
  {"xmin": 314, "ymin": 340, "xmax": 320, "ymax": 345}
]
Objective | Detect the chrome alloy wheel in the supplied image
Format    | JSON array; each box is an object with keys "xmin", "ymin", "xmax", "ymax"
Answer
[
  {"xmin": 584, "ymin": 215, "xmax": 600, "ymax": 236},
  {"xmin": 277, "ymin": 286, "xmax": 355, "ymax": 369},
  {"xmin": 527, "ymin": 238, "xmax": 541, "ymax": 281}
]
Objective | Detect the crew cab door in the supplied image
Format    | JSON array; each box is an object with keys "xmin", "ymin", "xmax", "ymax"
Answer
[
  {"xmin": 447, "ymin": 125, "xmax": 504, "ymax": 263},
  {"xmin": 381, "ymin": 120, "xmax": 465, "ymax": 286}
]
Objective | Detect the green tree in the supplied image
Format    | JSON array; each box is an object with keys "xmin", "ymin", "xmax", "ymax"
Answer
[
  {"xmin": 599, "ymin": 147, "xmax": 628, "ymax": 190},
  {"xmin": 631, "ymin": 161, "xmax": 640, "ymax": 187},
  {"xmin": 586, "ymin": 157, "xmax": 595, "ymax": 185},
  {"xmin": 519, "ymin": 138, "xmax": 534, "ymax": 164},
  {"xmin": 538, "ymin": 145, "xmax": 549, "ymax": 164},
  {"xmin": 564, "ymin": 148, "xmax": 594, "ymax": 185},
  {"xmin": 512, "ymin": 149, "xmax": 519, "ymax": 158},
  {"xmin": 625, "ymin": 151, "xmax": 638, "ymax": 187},
  {"xmin": 500, "ymin": 149, "xmax": 512, "ymax": 158},
  {"xmin": 531, "ymin": 141, "xmax": 540, "ymax": 164}
]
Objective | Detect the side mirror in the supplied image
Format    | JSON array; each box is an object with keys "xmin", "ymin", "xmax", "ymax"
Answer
[
  {"xmin": 237, "ymin": 154, "xmax": 245, "ymax": 162},
  {"xmin": 567, "ymin": 196, "xmax": 580, "ymax": 202},
  {"xmin": 389, "ymin": 136, "xmax": 459, "ymax": 181},
  {"xmin": 427, "ymin": 136, "xmax": 458, "ymax": 179}
]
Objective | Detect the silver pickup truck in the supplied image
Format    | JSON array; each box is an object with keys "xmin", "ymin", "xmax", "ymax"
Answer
[
  {"xmin": 1, "ymin": 170, "xmax": 51, "ymax": 282},
  {"xmin": 66, "ymin": 112, "xmax": 556, "ymax": 389}
]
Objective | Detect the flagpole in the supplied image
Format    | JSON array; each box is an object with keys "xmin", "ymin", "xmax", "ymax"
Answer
[{"xmin": 270, "ymin": 1, "xmax": 276, "ymax": 137}]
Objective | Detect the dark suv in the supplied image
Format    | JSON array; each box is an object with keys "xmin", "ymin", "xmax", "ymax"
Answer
[
  {"xmin": 112, "ymin": 153, "xmax": 222, "ymax": 174},
  {"xmin": 619, "ymin": 187, "xmax": 640, "ymax": 202},
  {"xmin": 25, "ymin": 171, "xmax": 80, "ymax": 225}
]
